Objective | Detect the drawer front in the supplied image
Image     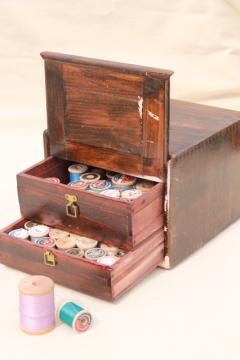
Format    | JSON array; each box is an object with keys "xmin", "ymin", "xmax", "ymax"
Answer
[
  {"xmin": 0, "ymin": 220, "xmax": 112, "ymax": 300},
  {"xmin": 0, "ymin": 218, "xmax": 164, "ymax": 301},
  {"xmin": 17, "ymin": 157, "xmax": 165, "ymax": 250},
  {"xmin": 17, "ymin": 174, "xmax": 132, "ymax": 250}
]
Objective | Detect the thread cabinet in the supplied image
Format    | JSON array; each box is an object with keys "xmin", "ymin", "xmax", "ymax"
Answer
[{"xmin": 0, "ymin": 52, "xmax": 240, "ymax": 300}]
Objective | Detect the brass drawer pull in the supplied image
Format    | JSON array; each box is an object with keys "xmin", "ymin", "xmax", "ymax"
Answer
[
  {"xmin": 65, "ymin": 194, "xmax": 79, "ymax": 218},
  {"xmin": 44, "ymin": 251, "xmax": 57, "ymax": 267}
]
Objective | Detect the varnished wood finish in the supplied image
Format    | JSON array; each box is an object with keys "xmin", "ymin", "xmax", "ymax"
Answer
[
  {"xmin": 41, "ymin": 52, "xmax": 173, "ymax": 79},
  {"xmin": 43, "ymin": 99, "xmax": 240, "ymax": 160},
  {"xmin": 0, "ymin": 218, "xmax": 164, "ymax": 300},
  {"xmin": 40, "ymin": 98, "xmax": 240, "ymax": 268},
  {"xmin": 17, "ymin": 156, "xmax": 164, "ymax": 250},
  {"xmin": 43, "ymin": 130, "xmax": 50, "ymax": 158},
  {"xmin": 3, "ymin": 50, "xmax": 240, "ymax": 299},
  {"xmin": 41, "ymin": 52, "xmax": 173, "ymax": 180},
  {"xmin": 111, "ymin": 230, "xmax": 164, "ymax": 299},
  {"xmin": 170, "ymin": 100, "xmax": 240, "ymax": 156},
  {"xmin": 166, "ymin": 120, "xmax": 240, "ymax": 267}
]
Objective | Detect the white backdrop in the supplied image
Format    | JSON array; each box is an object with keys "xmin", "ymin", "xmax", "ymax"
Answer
[{"xmin": 0, "ymin": 1, "xmax": 240, "ymax": 359}]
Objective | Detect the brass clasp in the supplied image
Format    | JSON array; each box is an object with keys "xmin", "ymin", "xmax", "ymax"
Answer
[
  {"xmin": 44, "ymin": 251, "xmax": 57, "ymax": 267},
  {"xmin": 65, "ymin": 194, "xmax": 79, "ymax": 218}
]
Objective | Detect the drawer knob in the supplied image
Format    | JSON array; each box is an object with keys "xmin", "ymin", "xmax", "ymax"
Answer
[
  {"xmin": 65, "ymin": 194, "xmax": 79, "ymax": 218},
  {"xmin": 44, "ymin": 251, "xmax": 57, "ymax": 267}
]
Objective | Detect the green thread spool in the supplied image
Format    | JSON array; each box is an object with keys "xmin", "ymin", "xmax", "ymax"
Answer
[{"xmin": 58, "ymin": 301, "xmax": 92, "ymax": 332}]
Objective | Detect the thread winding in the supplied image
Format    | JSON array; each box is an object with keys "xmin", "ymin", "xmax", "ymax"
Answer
[
  {"xmin": 19, "ymin": 275, "xmax": 55, "ymax": 335},
  {"xmin": 58, "ymin": 301, "xmax": 92, "ymax": 332}
]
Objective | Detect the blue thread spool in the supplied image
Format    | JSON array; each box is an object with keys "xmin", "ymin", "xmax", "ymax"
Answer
[
  {"xmin": 57, "ymin": 301, "xmax": 92, "ymax": 332},
  {"xmin": 68, "ymin": 164, "xmax": 88, "ymax": 182}
]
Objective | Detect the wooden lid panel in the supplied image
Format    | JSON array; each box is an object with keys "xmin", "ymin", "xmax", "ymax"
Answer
[
  {"xmin": 41, "ymin": 52, "xmax": 173, "ymax": 181},
  {"xmin": 63, "ymin": 63, "xmax": 144, "ymax": 156}
]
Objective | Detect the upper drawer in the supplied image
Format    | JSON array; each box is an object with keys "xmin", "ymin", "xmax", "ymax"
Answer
[
  {"xmin": 41, "ymin": 52, "xmax": 173, "ymax": 181},
  {"xmin": 17, "ymin": 157, "xmax": 164, "ymax": 251}
]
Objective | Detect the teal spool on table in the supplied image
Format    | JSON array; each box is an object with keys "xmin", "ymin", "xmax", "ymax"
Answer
[{"xmin": 58, "ymin": 301, "xmax": 92, "ymax": 332}]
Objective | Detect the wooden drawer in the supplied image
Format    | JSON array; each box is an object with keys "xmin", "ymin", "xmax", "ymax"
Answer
[
  {"xmin": 0, "ymin": 218, "xmax": 164, "ymax": 301},
  {"xmin": 17, "ymin": 156, "xmax": 164, "ymax": 251}
]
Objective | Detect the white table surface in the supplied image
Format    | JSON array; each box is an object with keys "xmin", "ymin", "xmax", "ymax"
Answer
[{"xmin": 1, "ymin": 0, "xmax": 240, "ymax": 356}]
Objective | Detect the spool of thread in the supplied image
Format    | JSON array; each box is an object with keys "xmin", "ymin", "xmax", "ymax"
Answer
[
  {"xmin": 28, "ymin": 225, "xmax": 50, "ymax": 243},
  {"xmin": 68, "ymin": 164, "xmax": 88, "ymax": 182},
  {"xmin": 19, "ymin": 275, "xmax": 55, "ymax": 335},
  {"xmin": 57, "ymin": 301, "xmax": 92, "ymax": 332}
]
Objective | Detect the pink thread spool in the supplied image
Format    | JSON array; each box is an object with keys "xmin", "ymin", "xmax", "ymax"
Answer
[{"xmin": 19, "ymin": 275, "xmax": 55, "ymax": 335}]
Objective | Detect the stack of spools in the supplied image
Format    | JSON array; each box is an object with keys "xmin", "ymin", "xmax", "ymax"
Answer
[
  {"xmin": 67, "ymin": 163, "xmax": 155, "ymax": 201},
  {"xmin": 19, "ymin": 275, "xmax": 92, "ymax": 335},
  {"xmin": 9, "ymin": 222, "xmax": 126, "ymax": 266}
]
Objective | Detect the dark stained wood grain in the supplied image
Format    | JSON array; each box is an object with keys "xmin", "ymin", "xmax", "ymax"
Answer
[
  {"xmin": 166, "ymin": 121, "xmax": 240, "ymax": 267},
  {"xmin": 43, "ymin": 130, "xmax": 50, "ymax": 158},
  {"xmin": 142, "ymin": 77, "xmax": 169, "ymax": 177},
  {"xmin": 44, "ymin": 60, "xmax": 66, "ymax": 158},
  {"xmin": 132, "ymin": 202, "xmax": 164, "ymax": 246},
  {"xmin": 0, "ymin": 218, "xmax": 164, "ymax": 301},
  {"xmin": 111, "ymin": 229, "xmax": 164, "ymax": 299},
  {"xmin": 170, "ymin": 100, "xmax": 240, "ymax": 156},
  {"xmin": 19, "ymin": 156, "xmax": 72, "ymax": 184},
  {"xmin": 14, "ymin": 52, "xmax": 240, "ymax": 280},
  {"xmin": 17, "ymin": 156, "xmax": 164, "ymax": 250},
  {"xmin": 63, "ymin": 63, "xmax": 143, "ymax": 155},
  {"xmin": 43, "ymin": 99, "xmax": 240, "ymax": 161},
  {"xmin": 0, "ymin": 218, "xmax": 113, "ymax": 300},
  {"xmin": 41, "ymin": 51, "xmax": 173, "ymax": 79},
  {"xmin": 65, "ymin": 139, "xmax": 143, "ymax": 177},
  {"xmin": 41, "ymin": 52, "xmax": 173, "ymax": 181},
  {"xmin": 18, "ymin": 174, "xmax": 131, "ymax": 249}
]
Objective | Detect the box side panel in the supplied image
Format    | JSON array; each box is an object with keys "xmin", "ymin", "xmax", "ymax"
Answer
[
  {"xmin": 167, "ymin": 121, "xmax": 240, "ymax": 267},
  {"xmin": 111, "ymin": 229, "xmax": 164, "ymax": 300},
  {"xmin": 131, "ymin": 199, "xmax": 164, "ymax": 246},
  {"xmin": 131, "ymin": 181, "xmax": 164, "ymax": 246}
]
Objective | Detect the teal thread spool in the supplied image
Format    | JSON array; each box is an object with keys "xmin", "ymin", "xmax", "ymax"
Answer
[{"xmin": 58, "ymin": 301, "xmax": 92, "ymax": 332}]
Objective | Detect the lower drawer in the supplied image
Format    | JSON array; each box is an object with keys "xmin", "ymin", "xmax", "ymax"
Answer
[{"xmin": 0, "ymin": 218, "xmax": 164, "ymax": 301}]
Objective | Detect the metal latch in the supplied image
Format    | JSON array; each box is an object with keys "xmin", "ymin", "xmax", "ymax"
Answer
[
  {"xmin": 65, "ymin": 194, "xmax": 79, "ymax": 218},
  {"xmin": 44, "ymin": 251, "xmax": 57, "ymax": 267}
]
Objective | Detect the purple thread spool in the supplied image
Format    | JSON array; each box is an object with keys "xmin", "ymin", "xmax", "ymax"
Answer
[{"xmin": 19, "ymin": 275, "xmax": 55, "ymax": 335}]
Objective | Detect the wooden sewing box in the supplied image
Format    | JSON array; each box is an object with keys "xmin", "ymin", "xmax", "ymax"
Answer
[{"xmin": 0, "ymin": 52, "xmax": 240, "ymax": 301}]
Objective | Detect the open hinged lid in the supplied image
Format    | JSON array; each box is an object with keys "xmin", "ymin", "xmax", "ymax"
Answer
[{"xmin": 41, "ymin": 52, "xmax": 173, "ymax": 181}]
